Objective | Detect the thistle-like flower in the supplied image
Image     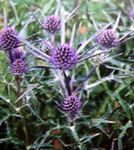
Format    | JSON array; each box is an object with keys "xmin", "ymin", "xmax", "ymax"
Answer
[
  {"xmin": 51, "ymin": 44, "xmax": 77, "ymax": 70},
  {"xmin": 9, "ymin": 47, "xmax": 26, "ymax": 76},
  {"xmin": 11, "ymin": 58, "xmax": 26, "ymax": 76},
  {"xmin": 61, "ymin": 95, "xmax": 81, "ymax": 121},
  {"xmin": 0, "ymin": 27, "xmax": 20, "ymax": 51},
  {"xmin": 43, "ymin": 15, "xmax": 61, "ymax": 34},
  {"xmin": 96, "ymin": 12, "xmax": 134, "ymax": 48},
  {"xmin": 97, "ymin": 29, "xmax": 118, "ymax": 48}
]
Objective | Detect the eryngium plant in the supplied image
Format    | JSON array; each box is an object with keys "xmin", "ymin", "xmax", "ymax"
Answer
[{"xmin": 0, "ymin": 0, "xmax": 134, "ymax": 150}]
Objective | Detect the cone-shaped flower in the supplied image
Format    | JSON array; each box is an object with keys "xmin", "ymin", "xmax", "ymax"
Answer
[
  {"xmin": 61, "ymin": 95, "xmax": 81, "ymax": 121},
  {"xmin": 11, "ymin": 58, "xmax": 25, "ymax": 76},
  {"xmin": 51, "ymin": 43, "xmax": 77, "ymax": 70},
  {"xmin": 97, "ymin": 29, "xmax": 118, "ymax": 48},
  {"xmin": 9, "ymin": 47, "xmax": 26, "ymax": 76},
  {"xmin": 0, "ymin": 27, "xmax": 20, "ymax": 51},
  {"xmin": 43, "ymin": 15, "xmax": 61, "ymax": 34}
]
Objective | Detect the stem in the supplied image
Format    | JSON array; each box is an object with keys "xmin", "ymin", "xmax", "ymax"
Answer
[
  {"xmin": 15, "ymin": 76, "xmax": 21, "ymax": 98},
  {"xmin": 3, "ymin": 7, "xmax": 7, "ymax": 27},
  {"xmin": 15, "ymin": 76, "xmax": 30, "ymax": 149},
  {"xmin": 75, "ymin": 65, "xmax": 97, "ymax": 93},
  {"xmin": 50, "ymin": 34, "xmax": 55, "ymax": 44},
  {"xmin": 83, "ymin": 65, "xmax": 97, "ymax": 82},
  {"xmin": 69, "ymin": 124, "xmax": 82, "ymax": 150},
  {"xmin": 63, "ymin": 71, "xmax": 72, "ymax": 96}
]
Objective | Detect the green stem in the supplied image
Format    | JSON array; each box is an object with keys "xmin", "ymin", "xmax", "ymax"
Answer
[
  {"xmin": 15, "ymin": 76, "xmax": 30, "ymax": 149},
  {"xmin": 69, "ymin": 124, "xmax": 82, "ymax": 150},
  {"xmin": 63, "ymin": 71, "xmax": 72, "ymax": 96}
]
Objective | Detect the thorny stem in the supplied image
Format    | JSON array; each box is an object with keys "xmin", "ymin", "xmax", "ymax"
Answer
[
  {"xmin": 83, "ymin": 65, "xmax": 97, "ymax": 82},
  {"xmin": 69, "ymin": 124, "xmax": 82, "ymax": 150},
  {"xmin": 3, "ymin": 8, "xmax": 7, "ymax": 27},
  {"xmin": 75, "ymin": 65, "xmax": 97, "ymax": 93},
  {"xmin": 86, "ymin": 3, "xmax": 99, "ymax": 31},
  {"xmin": 29, "ymin": 9, "xmax": 45, "ymax": 30},
  {"xmin": 63, "ymin": 71, "xmax": 72, "ymax": 96},
  {"xmin": 78, "ymin": 50, "xmax": 109, "ymax": 63},
  {"xmin": 26, "ymin": 65, "xmax": 55, "ymax": 72},
  {"xmin": 15, "ymin": 76, "xmax": 21, "ymax": 98},
  {"xmin": 50, "ymin": 34, "xmax": 55, "ymax": 44},
  {"xmin": 15, "ymin": 76, "xmax": 30, "ymax": 149}
]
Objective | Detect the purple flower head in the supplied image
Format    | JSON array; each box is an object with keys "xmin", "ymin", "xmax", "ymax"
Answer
[
  {"xmin": 11, "ymin": 58, "xmax": 26, "ymax": 76},
  {"xmin": 51, "ymin": 43, "xmax": 77, "ymax": 70},
  {"xmin": 43, "ymin": 15, "xmax": 61, "ymax": 34},
  {"xmin": 61, "ymin": 95, "xmax": 81, "ymax": 121},
  {"xmin": 97, "ymin": 29, "xmax": 118, "ymax": 48},
  {"xmin": 9, "ymin": 47, "xmax": 26, "ymax": 76},
  {"xmin": 0, "ymin": 27, "xmax": 20, "ymax": 51}
]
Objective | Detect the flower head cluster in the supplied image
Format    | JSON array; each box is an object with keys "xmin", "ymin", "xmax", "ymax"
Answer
[
  {"xmin": 43, "ymin": 15, "xmax": 61, "ymax": 34},
  {"xmin": 11, "ymin": 59, "xmax": 25, "ymax": 76},
  {"xmin": 51, "ymin": 44, "xmax": 77, "ymax": 70},
  {"xmin": 61, "ymin": 95, "xmax": 81, "ymax": 121},
  {"xmin": 9, "ymin": 47, "xmax": 26, "ymax": 76},
  {"xmin": 0, "ymin": 27, "xmax": 20, "ymax": 51},
  {"xmin": 97, "ymin": 29, "xmax": 118, "ymax": 48}
]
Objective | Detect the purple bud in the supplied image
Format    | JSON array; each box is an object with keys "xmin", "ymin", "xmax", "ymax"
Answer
[
  {"xmin": 11, "ymin": 58, "xmax": 26, "ymax": 76},
  {"xmin": 43, "ymin": 15, "xmax": 61, "ymax": 34},
  {"xmin": 51, "ymin": 44, "xmax": 77, "ymax": 70},
  {"xmin": 0, "ymin": 27, "xmax": 20, "ymax": 50},
  {"xmin": 97, "ymin": 29, "xmax": 118, "ymax": 48},
  {"xmin": 62, "ymin": 95, "xmax": 81, "ymax": 114}
]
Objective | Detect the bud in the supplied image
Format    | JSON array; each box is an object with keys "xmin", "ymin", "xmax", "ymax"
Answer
[
  {"xmin": 62, "ymin": 95, "xmax": 81, "ymax": 121},
  {"xmin": 43, "ymin": 15, "xmax": 61, "ymax": 34},
  {"xmin": 9, "ymin": 47, "xmax": 26, "ymax": 76},
  {"xmin": 97, "ymin": 29, "xmax": 118, "ymax": 48},
  {"xmin": 10, "ymin": 58, "xmax": 25, "ymax": 76}
]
